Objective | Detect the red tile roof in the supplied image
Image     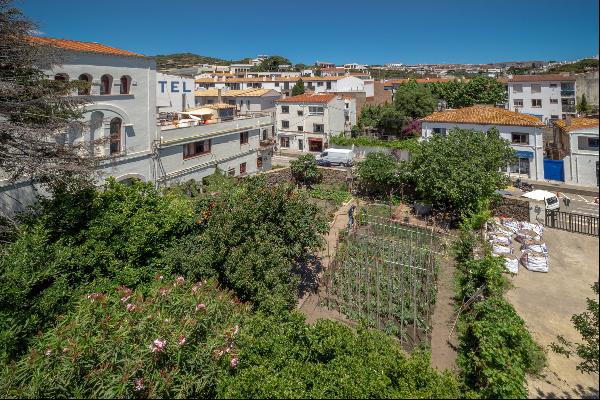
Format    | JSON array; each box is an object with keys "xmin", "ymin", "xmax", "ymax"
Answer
[
  {"xmin": 553, "ymin": 117, "xmax": 599, "ymax": 132},
  {"xmin": 276, "ymin": 93, "xmax": 337, "ymax": 103},
  {"xmin": 27, "ymin": 36, "xmax": 145, "ymax": 57},
  {"xmin": 421, "ymin": 105, "xmax": 545, "ymax": 127},
  {"xmin": 498, "ymin": 74, "xmax": 575, "ymax": 83}
]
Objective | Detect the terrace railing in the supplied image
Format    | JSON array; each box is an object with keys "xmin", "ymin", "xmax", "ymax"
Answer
[{"xmin": 545, "ymin": 209, "xmax": 599, "ymax": 236}]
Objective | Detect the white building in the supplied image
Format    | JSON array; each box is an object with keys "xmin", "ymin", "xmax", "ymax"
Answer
[
  {"xmin": 194, "ymin": 88, "xmax": 281, "ymax": 113},
  {"xmin": 156, "ymin": 72, "xmax": 195, "ymax": 113},
  {"xmin": 1, "ymin": 37, "xmax": 275, "ymax": 215},
  {"xmin": 421, "ymin": 105, "xmax": 546, "ymax": 180},
  {"xmin": 344, "ymin": 63, "xmax": 368, "ymax": 71},
  {"xmin": 275, "ymin": 93, "xmax": 356, "ymax": 153},
  {"xmin": 500, "ymin": 74, "xmax": 577, "ymax": 124},
  {"xmin": 195, "ymin": 75, "xmax": 374, "ymax": 98},
  {"xmin": 552, "ymin": 118, "xmax": 599, "ymax": 186}
]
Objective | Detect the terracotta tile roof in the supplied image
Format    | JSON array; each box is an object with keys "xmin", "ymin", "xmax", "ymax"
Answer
[
  {"xmin": 276, "ymin": 93, "xmax": 337, "ymax": 104},
  {"xmin": 385, "ymin": 77, "xmax": 459, "ymax": 85},
  {"xmin": 194, "ymin": 88, "xmax": 279, "ymax": 97},
  {"xmin": 27, "ymin": 36, "xmax": 145, "ymax": 57},
  {"xmin": 498, "ymin": 74, "xmax": 576, "ymax": 83},
  {"xmin": 196, "ymin": 76, "xmax": 346, "ymax": 84},
  {"xmin": 421, "ymin": 105, "xmax": 545, "ymax": 127},
  {"xmin": 553, "ymin": 117, "xmax": 599, "ymax": 132}
]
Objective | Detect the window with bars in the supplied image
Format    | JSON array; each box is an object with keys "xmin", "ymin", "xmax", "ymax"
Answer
[{"xmin": 240, "ymin": 131, "xmax": 249, "ymax": 144}]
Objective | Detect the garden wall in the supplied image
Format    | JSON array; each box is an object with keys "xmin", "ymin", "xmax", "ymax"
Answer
[
  {"xmin": 491, "ymin": 196, "xmax": 530, "ymax": 221},
  {"xmin": 330, "ymin": 144, "xmax": 410, "ymax": 161},
  {"xmin": 260, "ymin": 167, "xmax": 350, "ymax": 186}
]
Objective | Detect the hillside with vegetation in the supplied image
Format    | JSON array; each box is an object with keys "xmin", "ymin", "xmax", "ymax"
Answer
[
  {"xmin": 154, "ymin": 53, "xmax": 237, "ymax": 70},
  {"xmin": 545, "ymin": 58, "xmax": 599, "ymax": 74}
]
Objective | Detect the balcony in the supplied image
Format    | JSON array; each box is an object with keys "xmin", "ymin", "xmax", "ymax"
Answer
[
  {"xmin": 561, "ymin": 105, "xmax": 576, "ymax": 113},
  {"xmin": 159, "ymin": 112, "xmax": 274, "ymax": 145},
  {"xmin": 561, "ymin": 89, "xmax": 575, "ymax": 97},
  {"xmin": 259, "ymin": 138, "xmax": 276, "ymax": 149}
]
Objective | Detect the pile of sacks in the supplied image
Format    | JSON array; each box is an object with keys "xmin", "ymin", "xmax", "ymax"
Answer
[{"xmin": 487, "ymin": 217, "xmax": 548, "ymax": 274}]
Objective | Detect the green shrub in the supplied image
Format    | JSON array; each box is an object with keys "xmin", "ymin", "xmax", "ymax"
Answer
[
  {"xmin": 329, "ymin": 135, "xmax": 419, "ymax": 152},
  {"xmin": 455, "ymin": 255, "xmax": 510, "ymax": 300},
  {"xmin": 0, "ymin": 277, "xmax": 247, "ymax": 398},
  {"xmin": 217, "ymin": 312, "xmax": 460, "ymax": 399},
  {"xmin": 458, "ymin": 297, "xmax": 546, "ymax": 399},
  {"xmin": 308, "ymin": 184, "xmax": 351, "ymax": 206},
  {"xmin": 355, "ymin": 152, "xmax": 401, "ymax": 196},
  {"xmin": 290, "ymin": 154, "xmax": 322, "ymax": 187}
]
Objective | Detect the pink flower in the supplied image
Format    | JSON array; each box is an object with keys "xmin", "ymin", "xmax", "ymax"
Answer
[
  {"xmin": 233, "ymin": 324, "xmax": 239, "ymax": 336},
  {"xmin": 191, "ymin": 282, "xmax": 203, "ymax": 293},
  {"xmin": 133, "ymin": 378, "xmax": 145, "ymax": 391},
  {"xmin": 174, "ymin": 276, "xmax": 185, "ymax": 286},
  {"xmin": 126, "ymin": 303, "xmax": 136, "ymax": 312},
  {"xmin": 195, "ymin": 303, "xmax": 206, "ymax": 312},
  {"xmin": 149, "ymin": 338, "xmax": 167, "ymax": 353},
  {"xmin": 230, "ymin": 357, "xmax": 239, "ymax": 368},
  {"xmin": 86, "ymin": 293, "xmax": 105, "ymax": 302},
  {"xmin": 178, "ymin": 336, "xmax": 186, "ymax": 346}
]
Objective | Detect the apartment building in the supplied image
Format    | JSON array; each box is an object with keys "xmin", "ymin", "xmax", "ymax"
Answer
[
  {"xmin": 275, "ymin": 94, "xmax": 356, "ymax": 153},
  {"xmin": 500, "ymin": 74, "xmax": 577, "ymax": 124},
  {"xmin": 1, "ymin": 37, "xmax": 274, "ymax": 215},
  {"xmin": 552, "ymin": 118, "xmax": 599, "ymax": 186},
  {"xmin": 195, "ymin": 75, "xmax": 374, "ymax": 98},
  {"xmin": 421, "ymin": 106, "xmax": 546, "ymax": 180},
  {"xmin": 194, "ymin": 88, "xmax": 281, "ymax": 113}
]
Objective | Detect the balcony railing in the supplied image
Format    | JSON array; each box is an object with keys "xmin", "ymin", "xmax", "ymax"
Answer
[
  {"xmin": 561, "ymin": 89, "xmax": 575, "ymax": 97},
  {"xmin": 562, "ymin": 105, "xmax": 576, "ymax": 113}
]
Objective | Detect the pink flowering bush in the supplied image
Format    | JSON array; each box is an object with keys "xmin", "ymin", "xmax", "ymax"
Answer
[{"xmin": 0, "ymin": 277, "xmax": 247, "ymax": 398}]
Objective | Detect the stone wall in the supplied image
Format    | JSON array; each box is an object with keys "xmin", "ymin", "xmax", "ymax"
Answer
[
  {"xmin": 259, "ymin": 166, "xmax": 350, "ymax": 186},
  {"xmin": 491, "ymin": 196, "xmax": 530, "ymax": 221}
]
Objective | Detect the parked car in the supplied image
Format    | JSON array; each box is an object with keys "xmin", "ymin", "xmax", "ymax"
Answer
[{"xmin": 315, "ymin": 149, "xmax": 354, "ymax": 167}]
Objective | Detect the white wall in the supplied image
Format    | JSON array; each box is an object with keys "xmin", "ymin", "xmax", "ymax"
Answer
[
  {"xmin": 565, "ymin": 127, "xmax": 599, "ymax": 186},
  {"xmin": 157, "ymin": 73, "xmax": 195, "ymax": 113},
  {"xmin": 421, "ymin": 122, "xmax": 545, "ymax": 180},
  {"xmin": 506, "ymin": 80, "xmax": 576, "ymax": 123}
]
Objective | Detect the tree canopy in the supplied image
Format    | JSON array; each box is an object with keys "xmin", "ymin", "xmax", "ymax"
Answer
[
  {"xmin": 428, "ymin": 76, "xmax": 507, "ymax": 108},
  {"xmin": 393, "ymin": 80, "xmax": 439, "ymax": 119},
  {"xmin": 291, "ymin": 79, "xmax": 305, "ymax": 96},
  {"xmin": 254, "ymin": 56, "xmax": 291, "ymax": 72}
]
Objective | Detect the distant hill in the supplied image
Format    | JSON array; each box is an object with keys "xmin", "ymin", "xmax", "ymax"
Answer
[
  {"xmin": 546, "ymin": 58, "xmax": 599, "ymax": 74},
  {"xmin": 153, "ymin": 53, "xmax": 242, "ymax": 70}
]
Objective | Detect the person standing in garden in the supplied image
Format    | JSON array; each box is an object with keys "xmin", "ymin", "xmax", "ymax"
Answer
[{"xmin": 347, "ymin": 204, "xmax": 357, "ymax": 231}]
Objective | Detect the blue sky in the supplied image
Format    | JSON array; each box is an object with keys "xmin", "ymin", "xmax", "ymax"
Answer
[{"xmin": 18, "ymin": 0, "xmax": 599, "ymax": 65}]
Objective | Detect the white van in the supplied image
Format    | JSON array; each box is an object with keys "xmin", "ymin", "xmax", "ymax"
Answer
[{"xmin": 316, "ymin": 149, "xmax": 354, "ymax": 167}]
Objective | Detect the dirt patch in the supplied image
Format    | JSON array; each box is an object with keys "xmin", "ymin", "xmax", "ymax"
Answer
[{"xmin": 505, "ymin": 228, "xmax": 599, "ymax": 398}]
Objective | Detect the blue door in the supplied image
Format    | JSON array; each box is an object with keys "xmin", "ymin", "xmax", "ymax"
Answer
[{"xmin": 544, "ymin": 159, "xmax": 564, "ymax": 182}]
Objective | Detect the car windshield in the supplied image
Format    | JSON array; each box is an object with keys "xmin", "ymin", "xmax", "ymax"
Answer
[
  {"xmin": 546, "ymin": 197, "xmax": 558, "ymax": 205},
  {"xmin": 321, "ymin": 152, "xmax": 327, "ymax": 157}
]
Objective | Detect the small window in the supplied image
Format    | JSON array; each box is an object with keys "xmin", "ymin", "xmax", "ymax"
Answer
[
  {"xmin": 183, "ymin": 139, "xmax": 211, "ymax": 159},
  {"xmin": 281, "ymin": 120, "xmax": 289, "ymax": 129},
  {"xmin": 513, "ymin": 99, "xmax": 523, "ymax": 107},
  {"xmin": 432, "ymin": 128, "xmax": 447, "ymax": 136},
  {"xmin": 257, "ymin": 156, "xmax": 263, "ymax": 169},
  {"xmin": 531, "ymin": 84, "xmax": 541, "ymax": 93},
  {"xmin": 513, "ymin": 84, "xmax": 523, "ymax": 93},
  {"xmin": 550, "ymin": 99, "xmax": 558, "ymax": 104},
  {"xmin": 240, "ymin": 131, "xmax": 249, "ymax": 144},
  {"xmin": 532, "ymin": 99, "xmax": 542, "ymax": 107},
  {"xmin": 326, "ymin": 82, "xmax": 332, "ymax": 89},
  {"xmin": 309, "ymin": 106, "xmax": 324, "ymax": 115},
  {"xmin": 280, "ymin": 137, "xmax": 290, "ymax": 147},
  {"xmin": 275, "ymin": 82, "xmax": 280, "ymax": 87},
  {"xmin": 345, "ymin": 102, "xmax": 349, "ymax": 109},
  {"xmin": 120, "ymin": 75, "xmax": 131, "ymax": 94},
  {"xmin": 550, "ymin": 115, "xmax": 559, "ymax": 119},
  {"xmin": 262, "ymin": 129, "xmax": 268, "ymax": 140},
  {"xmin": 550, "ymin": 83, "xmax": 558, "ymax": 88},
  {"xmin": 78, "ymin": 74, "xmax": 91, "ymax": 95},
  {"xmin": 313, "ymin": 124, "xmax": 324, "ymax": 133},
  {"xmin": 100, "ymin": 74, "xmax": 112, "ymax": 95},
  {"xmin": 297, "ymin": 126, "xmax": 303, "ymax": 131},
  {"xmin": 297, "ymin": 110, "xmax": 304, "ymax": 116},
  {"xmin": 511, "ymin": 133, "xmax": 529, "ymax": 144},
  {"xmin": 109, "ymin": 117, "xmax": 122, "ymax": 155},
  {"xmin": 227, "ymin": 168, "xmax": 235, "ymax": 177},
  {"xmin": 588, "ymin": 138, "xmax": 599, "ymax": 149},
  {"xmin": 281, "ymin": 105, "xmax": 289, "ymax": 114},
  {"xmin": 317, "ymin": 82, "xmax": 323, "ymax": 87},
  {"xmin": 239, "ymin": 162, "xmax": 246, "ymax": 175}
]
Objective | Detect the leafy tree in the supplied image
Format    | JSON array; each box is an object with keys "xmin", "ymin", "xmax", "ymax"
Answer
[
  {"xmin": 357, "ymin": 104, "xmax": 384, "ymax": 128},
  {"xmin": 405, "ymin": 128, "xmax": 515, "ymax": 217},
  {"xmin": 291, "ymin": 78, "xmax": 305, "ymax": 96},
  {"xmin": 255, "ymin": 55, "xmax": 291, "ymax": 72},
  {"xmin": 217, "ymin": 311, "xmax": 460, "ymax": 399},
  {"xmin": 376, "ymin": 106, "xmax": 406, "ymax": 137},
  {"xmin": 313, "ymin": 67, "xmax": 322, "ymax": 77},
  {"xmin": 393, "ymin": 79, "xmax": 438, "ymax": 119},
  {"xmin": 551, "ymin": 282, "xmax": 599, "ymax": 375},
  {"xmin": 429, "ymin": 76, "xmax": 507, "ymax": 108},
  {"xmin": 0, "ymin": 1, "xmax": 95, "ymax": 185},
  {"xmin": 355, "ymin": 152, "xmax": 401, "ymax": 196},
  {"xmin": 577, "ymin": 94, "xmax": 591, "ymax": 114},
  {"xmin": 290, "ymin": 154, "xmax": 322, "ymax": 186}
]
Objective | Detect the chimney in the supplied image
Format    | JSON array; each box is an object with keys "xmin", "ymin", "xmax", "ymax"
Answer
[
  {"xmin": 566, "ymin": 114, "xmax": 572, "ymax": 127},
  {"xmin": 217, "ymin": 89, "xmax": 222, "ymax": 104}
]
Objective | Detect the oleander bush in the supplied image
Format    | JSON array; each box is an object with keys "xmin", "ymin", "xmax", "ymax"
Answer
[
  {"xmin": 0, "ymin": 277, "xmax": 248, "ymax": 398},
  {"xmin": 217, "ymin": 311, "xmax": 460, "ymax": 399}
]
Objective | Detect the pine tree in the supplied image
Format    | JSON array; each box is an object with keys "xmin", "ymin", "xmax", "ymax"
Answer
[
  {"xmin": 577, "ymin": 94, "xmax": 590, "ymax": 115},
  {"xmin": 292, "ymin": 78, "xmax": 305, "ymax": 96}
]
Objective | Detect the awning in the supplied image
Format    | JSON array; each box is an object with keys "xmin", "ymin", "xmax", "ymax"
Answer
[
  {"xmin": 522, "ymin": 190, "xmax": 557, "ymax": 201},
  {"xmin": 182, "ymin": 109, "xmax": 213, "ymax": 116},
  {"xmin": 516, "ymin": 150, "xmax": 534, "ymax": 158}
]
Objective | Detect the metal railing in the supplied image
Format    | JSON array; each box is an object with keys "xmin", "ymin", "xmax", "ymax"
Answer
[
  {"xmin": 561, "ymin": 89, "xmax": 575, "ymax": 97},
  {"xmin": 545, "ymin": 209, "xmax": 599, "ymax": 236}
]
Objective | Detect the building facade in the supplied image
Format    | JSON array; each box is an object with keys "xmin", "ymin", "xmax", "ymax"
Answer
[
  {"xmin": 194, "ymin": 88, "xmax": 280, "ymax": 113},
  {"xmin": 421, "ymin": 106, "xmax": 546, "ymax": 180},
  {"xmin": 501, "ymin": 74, "xmax": 577, "ymax": 124},
  {"xmin": 275, "ymin": 94, "xmax": 356, "ymax": 153},
  {"xmin": 552, "ymin": 118, "xmax": 599, "ymax": 186}
]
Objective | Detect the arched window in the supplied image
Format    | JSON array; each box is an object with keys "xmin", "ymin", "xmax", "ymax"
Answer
[
  {"xmin": 78, "ymin": 73, "xmax": 92, "ymax": 95},
  {"xmin": 109, "ymin": 117, "xmax": 122, "ymax": 155},
  {"xmin": 120, "ymin": 75, "xmax": 131, "ymax": 94},
  {"xmin": 54, "ymin": 73, "xmax": 68, "ymax": 82},
  {"xmin": 100, "ymin": 74, "xmax": 112, "ymax": 95}
]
